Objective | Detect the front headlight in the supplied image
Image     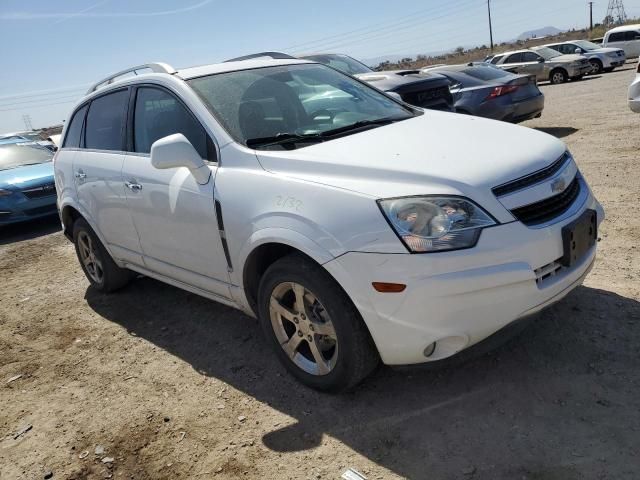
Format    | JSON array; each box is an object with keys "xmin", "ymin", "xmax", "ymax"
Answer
[
  {"xmin": 0, "ymin": 188, "xmax": 13, "ymax": 197},
  {"xmin": 378, "ymin": 196, "xmax": 496, "ymax": 253},
  {"xmin": 607, "ymin": 52, "xmax": 619, "ymax": 58}
]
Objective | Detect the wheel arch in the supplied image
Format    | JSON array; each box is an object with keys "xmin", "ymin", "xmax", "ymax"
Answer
[
  {"xmin": 237, "ymin": 230, "xmax": 336, "ymax": 316},
  {"xmin": 60, "ymin": 204, "xmax": 82, "ymax": 240}
]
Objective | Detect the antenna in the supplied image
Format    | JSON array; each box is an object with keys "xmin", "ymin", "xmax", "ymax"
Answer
[{"xmin": 605, "ymin": 0, "xmax": 627, "ymax": 26}]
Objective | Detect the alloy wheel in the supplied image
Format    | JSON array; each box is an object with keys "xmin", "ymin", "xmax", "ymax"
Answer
[
  {"xmin": 269, "ymin": 282, "xmax": 338, "ymax": 376},
  {"xmin": 552, "ymin": 72, "xmax": 565, "ymax": 84},
  {"xmin": 77, "ymin": 231, "xmax": 104, "ymax": 283}
]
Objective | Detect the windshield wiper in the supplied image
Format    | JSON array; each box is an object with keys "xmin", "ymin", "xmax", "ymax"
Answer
[
  {"xmin": 319, "ymin": 116, "xmax": 408, "ymax": 137},
  {"xmin": 246, "ymin": 132, "xmax": 323, "ymax": 149}
]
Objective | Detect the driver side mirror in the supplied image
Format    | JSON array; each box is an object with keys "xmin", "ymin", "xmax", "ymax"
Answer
[
  {"xmin": 575, "ymin": 48, "xmax": 583, "ymax": 54},
  {"xmin": 538, "ymin": 57, "xmax": 545, "ymax": 63},
  {"xmin": 150, "ymin": 133, "xmax": 211, "ymax": 185}
]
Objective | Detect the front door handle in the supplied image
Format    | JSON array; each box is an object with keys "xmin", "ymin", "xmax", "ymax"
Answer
[
  {"xmin": 75, "ymin": 170, "xmax": 87, "ymax": 180},
  {"xmin": 125, "ymin": 181, "xmax": 142, "ymax": 191}
]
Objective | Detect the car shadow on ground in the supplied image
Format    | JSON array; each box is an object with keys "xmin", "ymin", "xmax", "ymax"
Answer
[
  {"xmin": 534, "ymin": 126, "xmax": 579, "ymax": 138},
  {"xmin": 85, "ymin": 278, "xmax": 640, "ymax": 479},
  {"xmin": 0, "ymin": 214, "xmax": 60, "ymax": 245}
]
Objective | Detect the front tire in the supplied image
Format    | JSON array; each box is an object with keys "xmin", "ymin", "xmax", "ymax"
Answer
[
  {"xmin": 550, "ymin": 69, "xmax": 568, "ymax": 84},
  {"xmin": 589, "ymin": 59, "xmax": 603, "ymax": 74},
  {"xmin": 257, "ymin": 253, "xmax": 379, "ymax": 392},
  {"xmin": 73, "ymin": 218, "xmax": 132, "ymax": 293}
]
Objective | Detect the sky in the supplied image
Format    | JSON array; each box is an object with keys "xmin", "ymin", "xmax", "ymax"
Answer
[{"xmin": 1, "ymin": 0, "xmax": 639, "ymax": 132}]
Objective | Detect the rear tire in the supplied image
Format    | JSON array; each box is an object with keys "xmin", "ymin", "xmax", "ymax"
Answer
[
  {"xmin": 550, "ymin": 69, "xmax": 568, "ymax": 84},
  {"xmin": 257, "ymin": 253, "xmax": 379, "ymax": 392},
  {"xmin": 73, "ymin": 218, "xmax": 132, "ymax": 293}
]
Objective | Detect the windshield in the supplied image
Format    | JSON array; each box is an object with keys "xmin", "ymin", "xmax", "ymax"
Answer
[
  {"xmin": 188, "ymin": 63, "xmax": 414, "ymax": 150},
  {"xmin": 0, "ymin": 143, "xmax": 52, "ymax": 170},
  {"xmin": 532, "ymin": 47, "xmax": 563, "ymax": 60},
  {"xmin": 0, "ymin": 136, "xmax": 29, "ymax": 145},
  {"xmin": 574, "ymin": 40, "xmax": 600, "ymax": 51},
  {"xmin": 301, "ymin": 54, "xmax": 373, "ymax": 75}
]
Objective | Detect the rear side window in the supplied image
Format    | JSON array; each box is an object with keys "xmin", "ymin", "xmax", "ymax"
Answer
[
  {"xmin": 522, "ymin": 52, "xmax": 542, "ymax": 62},
  {"xmin": 608, "ymin": 32, "xmax": 627, "ymax": 42},
  {"xmin": 133, "ymin": 87, "xmax": 207, "ymax": 158},
  {"xmin": 63, "ymin": 105, "xmax": 87, "ymax": 148},
  {"xmin": 85, "ymin": 90, "xmax": 128, "ymax": 151},
  {"xmin": 505, "ymin": 53, "xmax": 523, "ymax": 63}
]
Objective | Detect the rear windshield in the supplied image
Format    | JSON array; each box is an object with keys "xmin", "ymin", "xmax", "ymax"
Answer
[
  {"xmin": 462, "ymin": 67, "xmax": 512, "ymax": 81},
  {"xmin": 302, "ymin": 54, "xmax": 373, "ymax": 75},
  {"xmin": 0, "ymin": 144, "xmax": 52, "ymax": 171}
]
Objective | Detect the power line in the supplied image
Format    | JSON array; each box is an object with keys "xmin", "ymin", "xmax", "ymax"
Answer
[
  {"xmin": 0, "ymin": 93, "xmax": 83, "ymax": 108},
  {"xmin": 0, "ymin": 84, "xmax": 89, "ymax": 101},
  {"xmin": 0, "ymin": 99, "xmax": 78, "ymax": 113}
]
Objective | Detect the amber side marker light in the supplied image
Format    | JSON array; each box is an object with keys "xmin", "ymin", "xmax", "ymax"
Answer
[{"xmin": 372, "ymin": 282, "xmax": 407, "ymax": 293}]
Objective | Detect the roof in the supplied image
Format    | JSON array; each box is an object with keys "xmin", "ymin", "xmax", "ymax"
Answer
[
  {"xmin": 607, "ymin": 23, "xmax": 640, "ymax": 33},
  {"xmin": 177, "ymin": 58, "xmax": 312, "ymax": 80}
]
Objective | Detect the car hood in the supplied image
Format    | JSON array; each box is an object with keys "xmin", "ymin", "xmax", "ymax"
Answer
[
  {"xmin": 592, "ymin": 47, "xmax": 624, "ymax": 54},
  {"xmin": 0, "ymin": 162, "xmax": 54, "ymax": 189},
  {"xmin": 254, "ymin": 111, "xmax": 566, "ymax": 221}
]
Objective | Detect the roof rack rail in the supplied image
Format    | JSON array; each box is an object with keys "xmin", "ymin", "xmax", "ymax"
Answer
[
  {"xmin": 86, "ymin": 62, "xmax": 177, "ymax": 94},
  {"xmin": 224, "ymin": 51, "xmax": 296, "ymax": 62}
]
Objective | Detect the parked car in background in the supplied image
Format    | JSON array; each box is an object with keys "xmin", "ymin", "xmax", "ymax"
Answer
[
  {"xmin": 47, "ymin": 134, "xmax": 61, "ymax": 149},
  {"xmin": 629, "ymin": 62, "xmax": 640, "ymax": 112},
  {"xmin": 422, "ymin": 63, "xmax": 544, "ymax": 122},
  {"xmin": 491, "ymin": 47, "xmax": 591, "ymax": 84},
  {"xmin": 0, "ymin": 143, "xmax": 56, "ymax": 225},
  {"xmin": 603, "ymin": 24, "xmax": 640, "ymax": 58},
  {"xmin": 300, "ymin": 53, "xmax": 455, "ymax": 111},
  {"xmin": 544, "ymin": 40, "xmax": 626, "ymax": 74},
  {"xmin": 56, "ymin": 58, "xmax": 603, "ymax": 391}
]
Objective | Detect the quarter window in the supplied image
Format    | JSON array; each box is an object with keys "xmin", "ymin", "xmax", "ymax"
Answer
[
  {"xmin": 133, "ymin": 87, "xmax": 207, "ymax": 158},
  {"xmin": 490, "ymin": 55, "xmax": 503, "ymax": 64},
  {"xmin": 63, "ymin": 105, "xmax": 87, "ymax": 148},
  {"xmin": 85, "ymin": 90, "xmax": 128, "ymax": 151}
]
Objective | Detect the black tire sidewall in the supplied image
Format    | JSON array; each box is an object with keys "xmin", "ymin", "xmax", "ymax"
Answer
[
  {"xmin": 550, "ymin": 69, "xmax": 567, "ymax": 84},
  {"xmin": 73, "ymin": 219, "xmax": 107, "ymax": 290},
  {"xmin": 257, "ymin": 256, "xmax": 374, "ymax": 392}
]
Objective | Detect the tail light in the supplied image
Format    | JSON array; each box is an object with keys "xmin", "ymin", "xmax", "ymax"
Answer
[{"xmin": 485, "ymin": 85, "xmax": 519, "ymax": 100}]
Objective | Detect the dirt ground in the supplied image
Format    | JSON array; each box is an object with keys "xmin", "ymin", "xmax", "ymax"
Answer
[{"xmin": 1, "ymin": 64, "xmax": 639, "ymax": 480}]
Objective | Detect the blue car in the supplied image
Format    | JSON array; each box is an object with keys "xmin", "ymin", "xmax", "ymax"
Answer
[{"xmin": 0, "ymin": 142, "xmax": 57, "ymax": 225}]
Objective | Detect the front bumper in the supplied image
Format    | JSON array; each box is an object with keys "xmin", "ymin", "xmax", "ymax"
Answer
[
  {"xmin": 568, "ymin": 64, "xmax": 592, "ymax": 77},
  {"xmin": 0, "ymin": 195, "xmax": 58, "ymax": 225},
  {"xmin": 324, "ymin": 194, "xmax": 604, "ymax": 365}
]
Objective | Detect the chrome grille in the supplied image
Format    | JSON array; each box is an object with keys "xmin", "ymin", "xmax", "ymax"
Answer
[
  {"xmin": 21, "ymin": 183, "xmax": 56, "ymax": 199},
  {"xmin": 492, "ymin": 152, "xmax": 570, "ymax": 196}
]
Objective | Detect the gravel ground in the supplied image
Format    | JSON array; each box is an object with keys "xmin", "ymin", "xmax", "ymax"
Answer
[{"xmin": 1, "ymin": 64, "xmax": 639, "ymax": 480}]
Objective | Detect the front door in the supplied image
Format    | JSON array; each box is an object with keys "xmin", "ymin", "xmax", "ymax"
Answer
[{"xmin": 122, "ymin": 85, "xmax": 231, "ymax": 299}]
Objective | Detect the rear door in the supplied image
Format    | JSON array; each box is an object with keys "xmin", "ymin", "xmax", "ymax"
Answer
[
  {"xmin": 500, "ymin": 53, "xmax": 525, "ymax": 74},
  {"xmin": 122, "ymin": 85, "xmax": 231, "ymax": 299},
  {"xmin": 76, "ymin": 89, "xmax": 143, "ymax": 265}
]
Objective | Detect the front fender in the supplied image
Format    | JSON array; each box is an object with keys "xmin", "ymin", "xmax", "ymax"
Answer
[{"xmin": 230, "ymin": 227, "xmax": 337, "ymax": 312}]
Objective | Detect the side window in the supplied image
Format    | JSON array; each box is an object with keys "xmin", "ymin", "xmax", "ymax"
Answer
[
  {"xmin": 608, "ymin": 32, "xmax": 626, "ymax": 42},
  {"xmin": 559, "ymin": 45, "xmax": 572, "ymax": 54},
  {"xmin": 85, "ymin": 90, "xmax": 128, "ymax": 151},
  {"xmin": 522, "ymin": 52, "xmax": 541, "ymax": 62},
  {"xmin": 505, "ymin": 53, "xmax": 522, "ymax": 64},
  {"xmin": 63, "ymin": 105, "xmax": 87, "ymax": 148},
  {"xmin": 491, "ymin": 55, "xmax": 503, "ymax": 64},
  {"xmin": 630, "ymin": 31, "xmax": 640, "ymax": 40},
  {"xmin": 133, "ymin": 87, "xmax": 208, "ymax": 158}
]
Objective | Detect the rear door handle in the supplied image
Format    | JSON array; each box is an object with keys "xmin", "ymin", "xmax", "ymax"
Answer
[{"xmin": 125, "ymin": 181, "xmax": 142, "ymax": 191}]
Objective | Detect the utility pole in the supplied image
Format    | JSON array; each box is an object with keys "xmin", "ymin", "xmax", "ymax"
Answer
[
  {"xmin": 487, "ymin": 0, "xmax": 494, "ymax": 52},
  {"xmin": 22, "ymin": 114, "xmax": 33, "ymax": 131},
  {"xmin": 588, "ymin": 1, "xmax": 594, "ymax": 31}
]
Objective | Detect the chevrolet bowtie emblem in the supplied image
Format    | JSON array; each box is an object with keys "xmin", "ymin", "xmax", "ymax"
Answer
[{"xmin": 551, "ymin": 178, "xmax": 566, "ymax": 194}]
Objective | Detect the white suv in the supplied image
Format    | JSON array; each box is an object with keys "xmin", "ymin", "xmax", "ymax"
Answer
[{"xmin": 54, "ymin": 57, "xmax": 604, "ymax": 392}]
